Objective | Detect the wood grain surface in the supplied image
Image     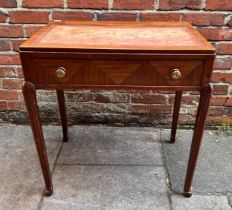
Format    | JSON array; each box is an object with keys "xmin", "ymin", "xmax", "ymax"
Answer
[{"xmin": 20, "ymin": 21, "xmax": 214, "ymax": 53}]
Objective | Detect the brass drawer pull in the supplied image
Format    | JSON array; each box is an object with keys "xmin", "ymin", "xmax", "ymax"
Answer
[
  {"xmin": 170, "ymin": 69, "xmax": 181, "ymax": 80},
  {"xmin": 55, "ymin": 67, "xmax": 66, "ymax": 78}
]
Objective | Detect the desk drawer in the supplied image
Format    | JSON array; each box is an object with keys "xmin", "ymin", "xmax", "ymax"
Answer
[
  {"xmin": 25, "ymin": 57, "xmax": 205, "ymax": 87},
  {"xmin": 92, "ymin": 60, "xmax": 204, "ymax": 86},
  {"xmin": 26, "ymin": 58, "xmax": 88, "ymax": 85}
]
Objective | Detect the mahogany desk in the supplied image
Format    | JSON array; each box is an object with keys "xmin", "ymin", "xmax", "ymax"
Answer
[{"xmin": 19, "ymin": 21, "xmax": 215, "ymax": 197}]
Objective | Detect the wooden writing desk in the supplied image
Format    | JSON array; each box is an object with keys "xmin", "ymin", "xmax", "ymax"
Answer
[{"xmin": 19, "ymin": 21, "xmax": 215, "ymax": 197}]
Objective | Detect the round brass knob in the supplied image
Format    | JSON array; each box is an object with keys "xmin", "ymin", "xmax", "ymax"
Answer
[
  {"xmin": 170, "ymin": 69, "xmax": 181, "ymax": 80},
  {"xmin": 55, "ymin": 67, "xmax": 66, "ymax": 79}
]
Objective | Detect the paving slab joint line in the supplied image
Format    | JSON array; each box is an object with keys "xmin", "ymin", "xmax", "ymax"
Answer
[
  {"xmin": 167, "ymin": 189, "xmax": 175, "ymax": 210},
  {"xmin": 159, "ymin": 130, "xmax": 172, "ymax": 189},
  {"xmin": 157, "ymin": 128, "xmax": 174, "ymax": 210},
  {"xmin": 157, "ymin": 128, "xmax": 165, "ymax": 143},
  {"xmin": 226, "ymin": 192, "xmax": 232, "ymax": 208},
  {"xmin": 36, "ymin": 139, "xmax": 64, "ymax": 210},
  {"xmin": 56, "ymin": 163, "xmax": 164, "ymax": 167},
  {"xmin": 193, "ymin": 191, "xmax": 231, "ymax": 196}
]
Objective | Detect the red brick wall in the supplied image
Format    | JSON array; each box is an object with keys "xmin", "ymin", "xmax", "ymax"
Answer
[{"xmin": 0, "ymin": 0, "xmax": 231, "ymax": 126}]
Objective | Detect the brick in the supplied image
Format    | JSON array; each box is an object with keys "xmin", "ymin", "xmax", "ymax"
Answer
[
  {"xmin": 208, "ymin": 107, "xmax": 228, "ymax": 117},
  {"xmin": 0, "ymin": 67, "xmax": 17, "ymax": 78},
  {"xmin": 210, "ymin": 96, "xmax": 228, "ymax": 106},
  {"xmin": 66, "ymin": 92, "xmax": 94, "ymax": 102},
  {"xmin": 0, "ymin": 26, "xmax": 24, "ymax": 38},
  {"xmin": 198, "ymin": 28, "xmax": 232, "ymax": 41},
  {"xmin": 158, "ymin": 90, "xmax": 173, "ymax": 94},
  {"xmin": 67, "ymin": 0, "xmax": 108, "ymax": 9},
  {"xmin": 0, "ymin": 101, "xmax": 7, "ymax": 110},
  {"xmin": 225, "ymin": 97, "xmax": 232, "ymax": 106},
  {"xmin": 182, "ymin": 13, "xmax": 225, "ymax": 26},
  {"xmin": 0, "ymin": 90, "xmax": 18, "ymax": 100},
  {"xmin": 205, "ymin": 0, "xmax": 232, "ymax": 10},
  {"xmin": 213, "ymin": 57, "xmax": 232, "ymax": 70},
  {"xmin": 16, "ymin": 67, "xmax": 24, "ymax": 78},
  {"xmin": 0, "ymin": 12, "xmax": 6, "ymax": 23},
  {"xmin": 94, "ymin": 93, "xmax": 129, "ymax": 103},
  {"xmin": 24, "ymin": 25, "xmax": 43, "ymax": 37},
  {"xmin": 228, "ymin": 17, "xmax": 232, "ymax": 27},
  {"xmin": 186, "ymin": 106, "xmax": 197, "ymax": 115},
  {"xmin": 128, "ymin": 104, "xmax": 150, "ymax": 114},
  {"xmin": 178, "ymin": 115, "xmax": 195, "ymax": 125},
  {"xmin": 0, "ymin": 40, "xmax": 10, "ymax": 51},
  {"xmin": 97, "ymin": 13, "xmax": 137, "ymax": 21},
  {"xmin": 113, "ymin": 0, "xmax": 154, "ymax": 10},
  {"xmin": 9, "ymin": 11, "xmax": 49, "ymax": 24},
  {"xmin": 11, "ymin": 40, "xmax": 25, "ymax": 52},
  {"xmin": 52, "ymin": 11, "xmax": 93, "ymax": 21},
  {"xmin": 169, "ymin": 95, "xmax": 199, "ymax": 105},
  {"xmin": 131, "ymin": 93, "xmax": 166, "ymax": 104},
  {"xmin": 7, "ymin": 101, "xmax": 24, "ymax": 110},
  {"xmin": 213, "ymin": 85, "xmax": 228, "ymax": 95},
  {"xmin": 0, "ymin": 0, "xmax": 17, "ymax": 8},
  {"xmin": 0, "ymin": 54, "xmax": 20, "ymax": 65},
  {"xmin": 67, "ymin": 92, "xmax": 129, "ymax": 103},
  {"xmin": 2, "ymin": 79, "xmax": 22, "ymax": 89},
  {"xmin": 211, "ymin": 73, "xmax": 232, "ymax": 83},
  {"xmin": 140, "ymin": 13, "xmax": 180, "ymax": 21},
  {"xmin": 159, "ymin": 0, "xmax": 202, "ymax": 10},
  {"xmin": 216, "ymin": 43, "xmax": 232, "ymax": 55},
  {"xmin": 228, "ymin": 107, "xmax": 232, "ymax": 117},
  {"xmin": 150, "ymin": 105, "xmax": 173, "ymax": 114},
  {"xmin": 23, "ymin": 0, "xmax": 63, "ymax": 8},
  {"xmin": 207, "ymin": 116, "xmax": 232, "ymax": 125}
]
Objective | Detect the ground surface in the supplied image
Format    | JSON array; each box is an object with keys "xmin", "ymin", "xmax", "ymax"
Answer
[{"xmin": 0, "ymin": 125, "xmax": 231, "ymax": 210}]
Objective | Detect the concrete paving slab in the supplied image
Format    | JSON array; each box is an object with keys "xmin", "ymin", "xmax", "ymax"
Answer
[
  {"xmin": 0, "ymin": 125, "xmax": 62, "ymax": 210},
  {"xmin": 58, "ymin": 126, "xmax": 162, "ymax": 165},
  {"xmin": 0, "ymin": 124, "xmax": 15, "ymax": 140},
  {"xmin": 161, "ymin": 129, "xmax": 232, "ymax": 193},
  {"xmin": 41, "ymin": 165, "xmax": 170, "ymax": 210},
  {"xmin": 41, "ymin": 200, "xmax": 99, "ymax": 210},
  {"xmin": 1, "ymin": 125, "xmax": 232, "ymax": 210},
  {"xmin": 171, "ymin": 194, "xmax": 231, "ymax": 210}
]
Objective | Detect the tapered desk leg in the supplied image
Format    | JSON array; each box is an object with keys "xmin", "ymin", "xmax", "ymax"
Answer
[
  {"xmin": 22, "ymin": 82, "xmax": 53, "ymax": 196},
  {"xmin": 183, "ymin": 84, "xmax": 212, "ymax": 197},
  {"xmin": 171, "ymin": 91, "xmax": 182, "ymax": 143},
  {"xmin": 56, "ymin": 90, "xmax": 69, "ymax": 142}
]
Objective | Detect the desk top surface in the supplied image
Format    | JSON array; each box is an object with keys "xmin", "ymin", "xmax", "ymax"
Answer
[{"xmin": 20, "ymin": 21, "xmax": 214, "ymax": 53}]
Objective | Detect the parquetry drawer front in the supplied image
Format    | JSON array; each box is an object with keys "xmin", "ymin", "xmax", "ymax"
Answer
[
  {"xmin": 92, "ymin": 60, "xmax": 204, "ymax": 86},
  {"xmin": 150, "ymin": 60, "xmax": 204, "ymax": 86},
  {"xmin": 24, "ymin": 57, "xmax": 205, "ymax": 87},
  {"xmin": 26, "ymin": 57, "xmax": 88, "ymax": 85}
]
